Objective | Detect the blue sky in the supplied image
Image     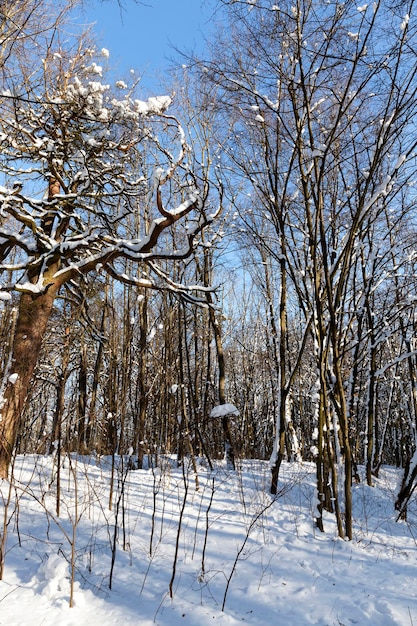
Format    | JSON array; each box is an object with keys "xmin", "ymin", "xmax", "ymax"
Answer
[{"xmin": 84, "ymin": 0, "xmax": 215, "ymax": 92}]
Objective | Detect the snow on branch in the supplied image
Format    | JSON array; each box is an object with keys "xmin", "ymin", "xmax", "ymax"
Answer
[
  {"xmin": 210, "ymin": 404, "xmax": 240, "ymax": 418},
  {"xmin": 0, "ymin": 44, "xmax": 217, "ymax": 298}
]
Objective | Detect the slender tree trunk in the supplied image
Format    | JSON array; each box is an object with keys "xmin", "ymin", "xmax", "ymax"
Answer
[
  {"xmin": 49, "ymin": 325, "xmax": 71, "ymax": 454},
  {"xmin": 332, "ymin": 354, "xmax": 353, "ymax": 540},
  {"xmin": 208, "ymin": 303, "xmax": 235, "ymax": 470},
  {"xmin": 0, "ymin": 284, "xmax": 58, "ymax": 478},
  {"xmin": 395, "ymin": 454, "xmax": 417, "ymax": 521},
  {"xmin": 200, "ymin": 247, "xmax": 236, "ymax": 470},
  {"xmin": 270, "ymin": 254, "xmax": 288, "ymax": 494},
  {"xmin": 315, "ymin": 385, "xmax": 326, "ymax": 533},
  {"xmin": 365, "ymin": 328, "xmax": 377, "ymax": 487},
  {"xmin": 325, "ymin": 405, "xmax": 344, "ymax": 538},
  {"xmin": 394, "ymin": 321, "xmax": 417, "ymax": 519},
  {"xmin": 133, "ymin": 291, "xmax": 148, "ymax": 469},
  {"xmin": 77, "ymin": 343, "xmax": 88, "ymax": 453},
  {"xmin": 86, "ymin": 288, "xmax": 109, "ymax": 451}
]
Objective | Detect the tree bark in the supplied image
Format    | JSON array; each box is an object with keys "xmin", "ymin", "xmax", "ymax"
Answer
[
  {"xmin": 133, "ymin": 291, "xmax": 148, "ymax": 469},
  {"xmin": 209, "ymin": 303, "xmax": 235, "ymax": 470},
  {"xmin": 270, "ymin": 253, "xmax": 288, "ymax": 494},
  {"xmin": 48, "ymin": 324, "xmax": 70, "ymax": 455},
  {"xmin": 77, "ymin": 342, "xmax": 88, "ymax": 453},
  {"xmin": 0, "ymin": 284, "xmax": 58, "ymax": 478}
]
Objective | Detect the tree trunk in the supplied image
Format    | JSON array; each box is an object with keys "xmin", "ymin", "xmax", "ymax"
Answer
[
  {"xmin": 48, "ymin": 325, "xmax": 70, "ymax": 455},
  {"xmin": 269, "ymin": 253, "xmax": 288, "ymax": 495},
  {"xmin": 209, "ymin": 306, "xmax": 235, "ymax": 470},
  {"xmin": 133, "ymin": 291, "xmax": 148, "ymax": 469},
  {"xmin": 201, "ymin": 247, "xmax": 236, "ymax": 470},
  {"xmin": 395, "ymin": 453, "xmax": 417, "ymax": 520},
  {"xmin": 77, "ymin": 343, "xmax": 88, "ymax": 453},
  {"xmin": 332, "ymin": 355, "xmax": 353, "ymax": 540},
  {"xmin": 0, "ymin": 285, "xmax": 58, "ymax": 478},
  {"xmin": 86, "ymin": 287, "xmax": 109, "ymax": 451}
]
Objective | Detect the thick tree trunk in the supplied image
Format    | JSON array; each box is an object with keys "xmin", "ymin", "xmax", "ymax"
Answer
[{"xmin": 0, "ymin": 286, "xmax": 58, "ymax": 478}]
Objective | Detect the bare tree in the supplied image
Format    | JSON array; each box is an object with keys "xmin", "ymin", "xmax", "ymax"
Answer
[
  {"xmin": 0, "ymin": 10, "xmax": 216, "ymax": 478},
  {"xmin": 195, "ymin": 0, "xmax": 417, "ymax": 537}
]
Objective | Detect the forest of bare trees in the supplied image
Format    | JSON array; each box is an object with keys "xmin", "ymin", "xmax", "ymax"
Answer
[{"xmin": 2, "ymin": 0, "xmax": 417, "ymax": 542}]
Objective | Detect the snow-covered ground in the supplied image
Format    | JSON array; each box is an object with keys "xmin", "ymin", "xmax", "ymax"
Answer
[{"xmin": 1, "ymin": 455, "xmax": 416, "ymax": 625}]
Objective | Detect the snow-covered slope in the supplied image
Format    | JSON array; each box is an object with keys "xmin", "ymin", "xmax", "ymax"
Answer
[{"xmin": 0, "ymin": 456, "xmax": 416, "ymax": 625}]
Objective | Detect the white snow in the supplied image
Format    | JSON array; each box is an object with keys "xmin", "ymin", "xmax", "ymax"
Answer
[
  {"xmin": 7, "ymin": 373, "xmax": 18, "ymax": 384},
  {"xmin": 0, "ymin": 456, "xmax": 417, "ymax": 625},
  {"xmin": 90, "ymin": 62, "xmax": 103, "ymax": 76},
  {"xmin": 147, "ymin": 95, "xmax": 171, "ymax": 113},
  {"xmin": 134, "ymin": 96, "xmax": 172, "ymax": 116},
  {"xmin": 401, "ymin": 14, "xmax": 410, "ymax": 31},
  {"xmin": 1, "ymin": 456, "xmax": 417, "ymax": 625},
  {"xmin": 210, "ymin": 403, "xmax": 240, "ymax": 418},
  {"xmin": 36, "ymin": 554, "xmax": 71, "ymax": 601}
]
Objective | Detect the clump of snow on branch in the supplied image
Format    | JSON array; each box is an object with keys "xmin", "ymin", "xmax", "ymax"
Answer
[
  {"xmin": 62, "ymin": 50, "xmax": 172, "ymax": 122},
  {"xmin": 210, "ymin": 403, "xmax": 240, "ymax": 418},
  {"xmin": 400, "ymin": 14, "xmax": 410, "ymax": 31},
  {"xmin": 130, "ymin": 95, "xmax": 172, "ymax": 119}
]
